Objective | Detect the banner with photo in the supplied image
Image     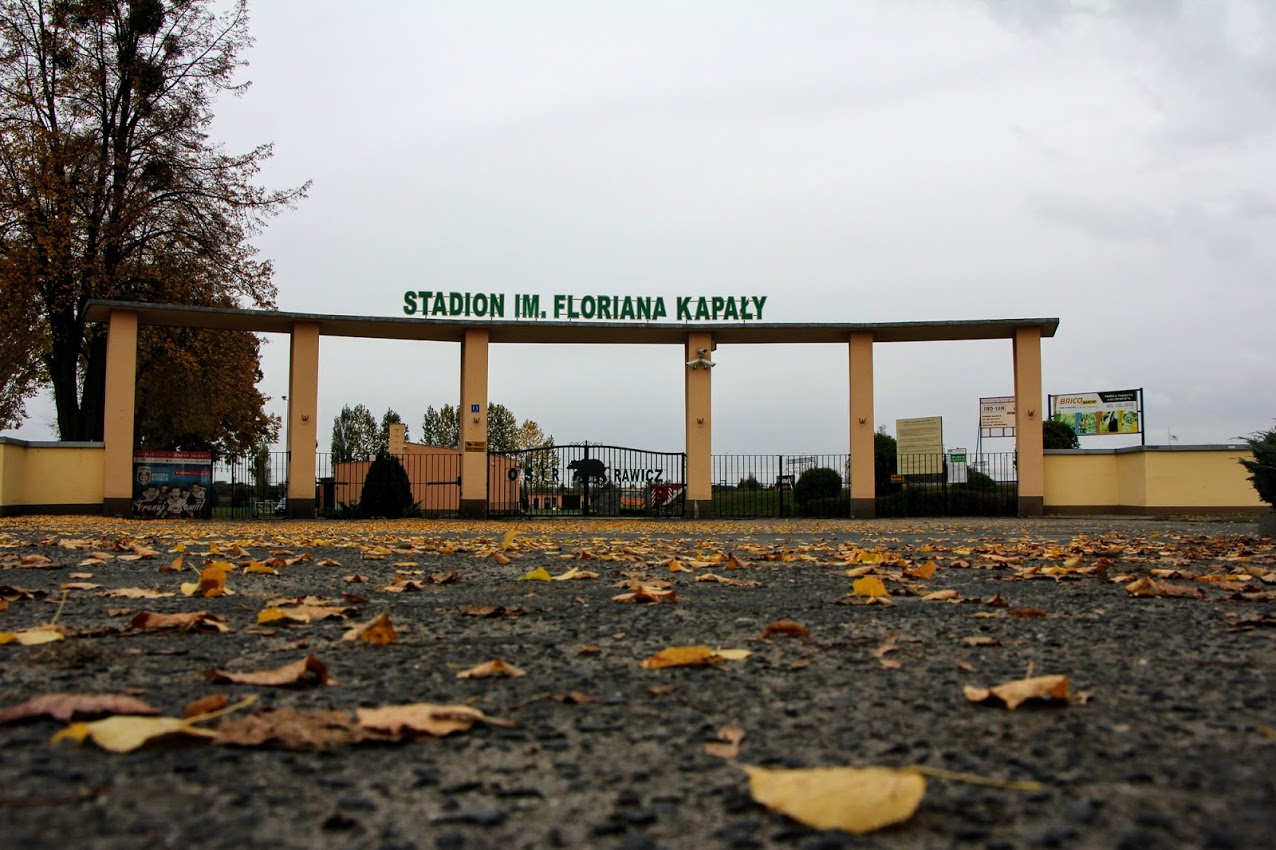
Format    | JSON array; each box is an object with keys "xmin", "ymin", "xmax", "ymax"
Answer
[
  {"xmin": 1050, "ymin": 390, "xmax": 1142, "ymax": 436},
  {"xmin": 133, "ymin": 451, "xmax": 213, "ymax": 519}
]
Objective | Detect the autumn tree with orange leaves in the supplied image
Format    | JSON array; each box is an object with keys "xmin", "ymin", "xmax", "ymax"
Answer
[{"xmin": 0, "ymin": 0, "xmax": 305, "ymax": 449}]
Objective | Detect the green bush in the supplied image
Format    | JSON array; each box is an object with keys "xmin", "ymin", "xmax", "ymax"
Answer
[
  {"xmin": 1239, "ymin": 426, "xmax": 1276, "ymax": 506},
  {"xmin": 795, "ymin": 467, "xmax": 842, "ymax": 506},
  {"xmin": 360, "ymin": 452, "xmax": 416, "ymax": 518},
  {"xmin": 1044, "ymin": 416, "xmax": 1080, "ymax": 449},
  {"xmin": 874, "ymin": 431, "xmax": 899, "ymax": 494},
  {"xmin": 738, "ymin": 474, "xmax": 761, "ymax": 491},
  {"xmin": 797, "ymin": 496, "xmax": 850, "ymax": 518},
  {"xmin": 964, "ymin": 469, "xmax": 997, "ymax": 491}
]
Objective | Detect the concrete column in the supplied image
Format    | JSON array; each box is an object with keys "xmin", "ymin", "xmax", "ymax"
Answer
[
  {"xmin": 102, "ymin": 310, "xmax": 138, "ymax": 517},
  {"xmin": 1013, "ymin": 325, "xmax": 1044, "ymax": 516},
  {"xmin": 459, "ymin": 328, "xmax": 490, "ymax": 518},
  {"xmin": 684, "ymin": 332, "xmax": 714, "ymax": 518},
  {"xmin": 285, "ymin": 322, "xmax": 320, "ymax": 518},
  {"xmin": 848, "ymin": 331, "xmax": 876, "ymax": 517}
]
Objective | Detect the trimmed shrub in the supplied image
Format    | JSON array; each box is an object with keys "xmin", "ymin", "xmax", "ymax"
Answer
[
  {"xmin": 360, "ymin": 452, "xmax": 415, "ymax": 518},
  {"xmin": 964, "ymin": 469, "xmax": 998, "ymax": 491},
  {"xmin": 739, "ymin": 474, "xmax": 761, "ymax": 491},
  {"xmin": 1239, "ymin": 426, "xmax": 1276, "ymax": 506},
  {"xmin": 795, "ymin": 467, "xmax": 842, "ymax": 506},
  {"xmin": 874, "ymin": 431, "xmax": 899, "ymax": 494},
  {"xmin": 797, "ymin": 496, "xmax": 851, "ymax": 518},
  {"xmin": 1044, "ymin": 416, "xmax": 1080, "ymax": 449}
]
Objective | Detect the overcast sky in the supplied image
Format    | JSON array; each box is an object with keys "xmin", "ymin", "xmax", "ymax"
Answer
[{"xmin": 7, "ymin": 0, "xmax": 1275, "ymax": 455}]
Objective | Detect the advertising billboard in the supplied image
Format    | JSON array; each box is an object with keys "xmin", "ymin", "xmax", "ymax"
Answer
[
  {"xmin": 1049, "ymin": 390, "xmax": 1143, "ymax": 437},
  {"xmin": 133, "ymin": 451, "xmax": 213, "ymax": 519}
]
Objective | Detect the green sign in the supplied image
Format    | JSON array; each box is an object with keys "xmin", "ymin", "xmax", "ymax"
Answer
[{"xmin": 402, "ymin": 291, "xmax": 768, "ymax": 322}]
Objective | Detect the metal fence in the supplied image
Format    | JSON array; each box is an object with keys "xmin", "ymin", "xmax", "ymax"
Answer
[
  {"xmin": 711, "ymin": 454, "xmax": 850, "ymax": 517},
  {"xmin": 874, "ymin": 452, "xmax": 1018, "ymax": 517},
  {"xmin": 315, "ymin": 452, "xmax": 462, "ymax": 517},
  {"xmin": 489, "ymin": 443, "xmax": 686, "ymax": 518},
  {"xmin": 210, "ymin": 451, "xmax": 290, "ymax": 519}
]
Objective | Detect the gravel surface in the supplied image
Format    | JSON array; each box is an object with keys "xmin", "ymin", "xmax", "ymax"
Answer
[{"xmin": 1, "ymin": 515, "xmax": 1274, "ymax": 850}]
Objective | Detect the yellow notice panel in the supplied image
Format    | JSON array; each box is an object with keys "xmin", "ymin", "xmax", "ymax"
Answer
[
  {"xmin": 464, "ymin": 441, "xmax": 487, "ymax": 453},
  {"xmin": 896, "ymin": 416, "xmax": 944, "ymax": 475}
]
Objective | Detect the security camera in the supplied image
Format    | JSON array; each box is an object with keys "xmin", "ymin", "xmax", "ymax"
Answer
[{"xmin": 686, "ymin": 357, "xmax": 716, "ymax": 369}]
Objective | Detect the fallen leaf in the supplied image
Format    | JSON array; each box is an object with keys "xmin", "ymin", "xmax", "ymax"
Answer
[
  {"xmin": 922, "ymin": 589, "xmax": 961, "ymax": 602},
  {"xmin": 462, "ymin": 604, "xmax": 528, "ymax": 618},
  {"xmin": 206, "ymin": 655, "xmax": 333, "ymax": 688},
  {"xmin": 964, "ymin": 674, "xmax": 1071, "ymax": 710},
  {"xmin": 342, "ymin": 612, "xmax": 397, "ymax": 645},
  {"xmin": 216, "ymin": 707, "xmax": 368, "ymax": 750},
  {"xmin": 906, "ymin": 561, "xmax": 938, "ymax": 580},
  {"xmin": 0, "ymin": 627, "xmax": 66, "ymax": 646},
  {"xmin": 355, "ymin": 703, "xmax": 510, "ymax": 738},
  {"xmin": 640, "ymin": 646, "xmax": 715, "ymax": 669},
  {"xmin": 456, "ymin": 658, "xmax": 526, "ymax": 679},
  {"xmin": 741, "ymin": 764, "xmax": 926, "ymax": 834},
  {"xmin": 960, "ymin": 636, "xmax": 999, "ymax": 647},
  {"xmin": 0, "ymin": 694, "xmax": 160, "ymax": 724},
  {"xmin": 242, "ymin": 561, "xmax": 278, "ymax": 575},
  {"xmin": 52, "ymin": 715, "xmax": 219, "ymax": 753},
  {"xmin": 105, "ymin": 588, "xmax": 174, "ymax": 599},
  {"xmin": 517, "ymin": 567, "xmax": 552, "ymax": 582},
  {"xmin": 1008, "ymin": 608, "xmax": 1049, "ymax": 619},
  {"xmin": 852, "ymin": 577, "xmax": 889, "ymax": 598},
  {"xmin": 129, "ymin": 611, "xmax": 230, "ymax": 633},
  {"xmin": 553, "ymin": 567, "xmax": 599, "ymax": 581},
  {"xmin": 1124, "ymin": 577, "xmax": 1204, "ymax": 599},
  {"xmin": 183, "ymin": 694, "xmax": 229, "ymax": 719},
  {"xmin": 760, "ymin": 620, "xmax": 810, "ymax": 639},
  {"xmin": 705, "ymin": 723, "xmax": 746, "ymax": 759}
]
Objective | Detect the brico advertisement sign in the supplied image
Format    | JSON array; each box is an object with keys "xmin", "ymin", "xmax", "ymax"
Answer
[{"xmin": 1050, "ymin": 390, "xmax": 1142, "ymax": 436}]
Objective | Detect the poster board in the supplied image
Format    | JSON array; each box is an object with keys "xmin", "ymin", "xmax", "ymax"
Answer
[
  {"xmin": 979, "ymin": 396, "xmax": 1016, "ymax": 437},
  {"xmin": 132, "ymin": 451, "xmax": 213, "ymax": 519},
  {"xmin": 896, "ymin": 416, "xmax": 944, "ymax": 475},
  {"xmin": 1050, "ymin": 390, "xmax": 1142, "ymax": 436}
]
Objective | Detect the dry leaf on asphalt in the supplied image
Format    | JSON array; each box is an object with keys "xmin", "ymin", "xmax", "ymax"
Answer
[
  {"xmin": 456, "ymin": 658, "xmax": 526, "ymax": 679},
  {"xmin": 0, "ymin": 694, "xmax": 160, "ymax": 723},
  {"xmin": 52, "ymin": 715, "xmax": 220, "ymax": 753},
  {"xmin": 183, "ymin": 694, "xmax": 230, "ymax": 719},
  {"xmin": 705, "ymin": 723, "xmax": 746, "ymax": 759},
  {"xmin": 553, "ymin": 566, "xmax": 599, "ymax": 580},
  {"xmin": 760, "ymin": 620, "xmax": 810, "ymax": 639},
  {"xmin": 964, "ymin": 674, "xmax": 1071, "ymax": 710},
  {"xmin": 851, "ymin": 577, "xmax": 889, "ymax": 598},
  {"xmin": 180, "ymin": 561, "xmax": 235, "ymax": 598},
  {"xmin": 922, "ymin": 589, "xmax": 961, "ymax": 602},
  {"xmin": 355, "ymin": 703, "xmax": 510, "ymax": 738},
  {"xmin": 206, "ymin": 654, "xmax": 333, "ymax": 687},
  {"xmin": 518, "ymin": 567, "xmax": 552, "ymax": 582},
  {"xmin": 342, "ymin": 612, "xmax": 397, "ymax": 644},
  {"xmin": 462, "ymin": 604, "xmax": 528, "ymax": 618},
  {"xmin": 129, "ymin": 611, "xmax": 231, "ymax": 633},
  {"xmin": 906, "ymin": 561, "xmax": 939, "ymax": 579},
  {"xmin": 1124, "ymin": 576, "xmax": 1204, "ymax": 598},
  {"xmin": 104, "ymin": 587, "xmax": 174, "ymax": 599},
  {"xmin": 741, "ymin": 764, "xmax": 926, "ymax": 834},
  {"xmin": 0, "ymin": 627, "xmax": 66, "ymax": 646},
  {"xmin": 216, "ymin": 708, "xmax": 368, "ymax": 750},
  {"xmin": 640, "ymin": 645, "xmax": 751, "ymax": 669}
]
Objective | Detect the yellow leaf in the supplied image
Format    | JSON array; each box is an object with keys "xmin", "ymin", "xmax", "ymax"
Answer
[
  {"xmin": 742, "ymin": 764, "xmax": 925, "ymax": 834},
  {"xmin": 906, "ymin": 561, "xmax": 938, "ymax": 580},
  {"xmin": 852, "ymin": 577, "xmax": 888, "ymax": 598},
  {"xmin": 492, "ymin": 552, "xmax": 511, "ymax": 566},
  {"xmin": 963, "ymin": 674, "xmax": 1071, "ymax": 710},
  {"xmin": 243, "ymin": 561, "xmax": 278, "ymax": 575},
  {"xmin": 713, "ymin": 648, "xmax": 753, "ymax": 661},
  {"xmin": 0, "ymin": 628, "xmax": 65, "ymax": 646},
  {"xmin": 502, "ymin": 530, "xmax": 519, "ymax": 550},
  {"xmin": 258, "ymin": 607, "xmax": 308, "ymax": 625},
  {"xmin": 342, "ymin": 612, "xmax": 397, "ymax": 645},
  {"xmin": 456, "ymin": 658, "xmax": 527, "ymax": 679},
  {"xmin": 641, "ymin": 646, "xmax": 715, "ymax": 669},
  {"xmin": 517, "ymin": 567, "xmax": 552, "ymax": 582},
  {"xmin": 52, "ymin": 715, "xmax": 218, "ymax": 753}
]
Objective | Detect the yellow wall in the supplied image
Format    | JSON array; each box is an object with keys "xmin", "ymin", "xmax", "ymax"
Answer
[
  {"xmin": 1044, "ymin": 447, "xmax": 1264, "ymax": 515},
  {"xmin": 0, "ymin": 440, "xmax": 105, "ymax": 513}
]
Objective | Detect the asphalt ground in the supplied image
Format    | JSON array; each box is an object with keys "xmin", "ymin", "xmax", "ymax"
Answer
[{"xmin": 0, "ymin": 515, "xmax": 1273, "ymax": 850}]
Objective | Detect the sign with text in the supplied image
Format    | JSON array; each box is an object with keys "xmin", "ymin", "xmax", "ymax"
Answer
[
  {"xmin": 1050, "ymin": 389, "xmax": 1142, "ymax": 436},
  {"xmin": 132, "ymin": 451, "xmax": 212, "ymax": 519},
  {"xmin": 979, "ymin": 396, "xmax": 1016, "ymax": 437},
  {"xmin": 896, "ymin": 416, "xmax": 944, "ymax": 475},
  {"xmin": 402, "ymin": 291, "xmax": 768, "ymax": 323}
]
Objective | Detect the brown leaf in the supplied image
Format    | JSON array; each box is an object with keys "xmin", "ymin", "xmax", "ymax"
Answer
[
  {"xmin": 705, "ymin": 723, "xmax": 746, "ymax": 759},
  {"xmin": 183, "ymin": 693, "xmax": 230, "ymax": 719},
  {"xmin": 1124, "ymin": 577, "xmax": 1204, "ymax": 599},
  {"xmin": 1008, "ymin": 608, "xmax": 1049, "ymax": 619},
  {"xmin": 216, "ymin": 708, "xmax": 368, "ymax": 750},
  {"xmin": 355, "ymin": 703, "xmax": 509, "ymax": 738},
  {"xmin": 0, "ymin": 693, "xmax": 160, "ymax": 724},
  {"xmin": 206, "ymin": 655, "xmax": 333, "ymax": 688},
  {"xmin": 462, "ymin": 604, "xmax": 528, "ymax": 618},
  {"xmin": 984, "ymin": 594, "xmax": 1010, "ymax": 607},
  {"xmin": 760, "ymin": 620, "xmax": 810, "ymax": 639},
  {"xmin": 456, "ymin": 658, "xmax": 526, "ymax": 679},
  {"xmin": 960, "ymin": 635, "xmax": 999, "ymax": 647},
  {"xmin": 342, "ymin": 612, "xmax": 397, "ymax": 645},
  {"xmin": 129, "ymin": 611, "xmax": 231, "ymax": 633},
  {"xmin": 105, "ymin": 587, "xmax": 174, "ymax": 599},
  {"xmin": 964, "ymin": 674, "xmax": 1071, "ymax": 710}
]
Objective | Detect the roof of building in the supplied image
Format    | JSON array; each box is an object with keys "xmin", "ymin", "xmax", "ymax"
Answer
[{"xmin": 84, "ymin": 300, "xmax": 1058, "ymax": 345}]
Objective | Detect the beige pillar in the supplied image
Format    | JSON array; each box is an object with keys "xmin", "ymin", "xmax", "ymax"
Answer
[
  {"xmin": 459, "ymin": 328, "xmax": 490, "ymax": 518},
  {"xmin": 388, "ymin": 422, "xmax": 406, "ymax": 456},
  {"xmin": 285, "ymin": 322, "xmax": 320, "ymax": 518},
  {"xmin": 848, "ymin": 331, "xmax": 876, "ymax": 517},
  {"xmin": 684, "ymin": 332, "xmax": 714, "ymax": 518},
  {"xmin": 1013, "ymin": 325, "xmax": 1044, "ymax": 516},
  {"xmin": 102, "ymin": 310, "xmax": 138, "ymax": 516}
]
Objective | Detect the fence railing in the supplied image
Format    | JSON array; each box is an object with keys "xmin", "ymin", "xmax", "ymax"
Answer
[{"xmin": 202, "ymin": 450, "xmax": 1018, "ymax": 519}]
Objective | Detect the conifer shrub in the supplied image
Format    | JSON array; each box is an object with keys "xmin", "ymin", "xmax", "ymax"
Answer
[
  {"xmin": 1239, "ymin": 426, "xmax": 1276, "ymax": 507},
  {"xmin": 360, "ymin": 452, "xmax": 416, "ymax": 518}
]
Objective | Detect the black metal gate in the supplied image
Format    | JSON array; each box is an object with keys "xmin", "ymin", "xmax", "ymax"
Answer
[
  {"xmin": 488, "ymin": 443, "xmax": 686, "ymax": 517},
  {"xmin": 873, "ymin": 452, "xmax": 1018, "ymax": 517}
]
